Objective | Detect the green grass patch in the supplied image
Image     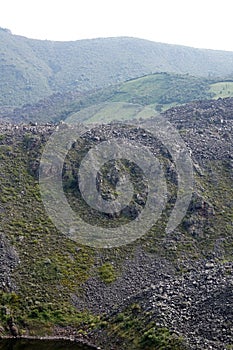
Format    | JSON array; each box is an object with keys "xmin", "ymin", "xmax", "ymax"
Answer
[
  {"xmin": 98, "ymin": 263, "xmax": 117, "ymax": 284},
  {"xmin": 209, "ymin": 81, "xmax": 233, "ymax": 99}
]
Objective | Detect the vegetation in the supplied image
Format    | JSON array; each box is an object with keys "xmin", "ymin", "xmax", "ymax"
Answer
[
  {"xmin": 0, "ymin": 290, "xmax": 99, "ymax": 337},
  {"xmin": 110, "ymin": 72, "xmax": 212, "ymax": 105},
  {"xmin": 209, "ymin": 81, "xmax": 233, "ymax": 98},
  {"xmin": 98, "ymin": 263, "xmax": 117, "ymax": 284}
]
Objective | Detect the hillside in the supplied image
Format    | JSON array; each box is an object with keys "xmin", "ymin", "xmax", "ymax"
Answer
[
  {"xmin": 3, "ymin": 72, "xmax": 233, "ymax": 125},
  {"xmin": 2, "ymin": 27, "xmax": 233, "ymax": 108},
  {"xmin": 0, "ymin": 98, "xmax": 232, "ymax": 349}
]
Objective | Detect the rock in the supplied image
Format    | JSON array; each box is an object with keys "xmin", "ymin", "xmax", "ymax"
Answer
[{"xmin": 7, "ymin": 318, "xmax": 19, "ymax": 337}]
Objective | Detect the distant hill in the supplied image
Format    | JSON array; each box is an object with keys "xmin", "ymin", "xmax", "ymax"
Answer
[
  {"xmin": 2, "ymin": 28, "xmax": 233, "ymax": 108},
  {"xmin": 3, "ymin": 72, "xmax": 233, "ymax": 124}
]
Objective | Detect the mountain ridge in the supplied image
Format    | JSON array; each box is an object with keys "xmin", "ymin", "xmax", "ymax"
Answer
[{"xmin": 2, "ymin": 28, "xmax": 233, "ymax": 108}]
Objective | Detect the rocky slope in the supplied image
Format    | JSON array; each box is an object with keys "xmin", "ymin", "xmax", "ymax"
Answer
[{"xmin": 0, "ymin": 98, "xmax": 232, "ymax": 349}]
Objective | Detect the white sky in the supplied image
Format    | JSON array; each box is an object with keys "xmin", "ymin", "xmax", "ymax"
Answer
[{"xmin": 0, "ymin": 0, "xmax": 233, "ymax": 51}]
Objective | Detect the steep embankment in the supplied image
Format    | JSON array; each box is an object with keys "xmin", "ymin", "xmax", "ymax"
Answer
[{"xmin": 0, "ymin": 98, "xmax": 232, "ymax": 349}]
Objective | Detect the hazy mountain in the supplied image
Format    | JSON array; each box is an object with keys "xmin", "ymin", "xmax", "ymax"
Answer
[{"xmin": 2, "ymin": 27, "xmax": 233, "ymax": 108}]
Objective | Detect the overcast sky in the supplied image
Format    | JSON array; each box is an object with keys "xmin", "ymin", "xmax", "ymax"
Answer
[{"xmin": 0, "ymin": 0, "xmax": 233, "ymax": 51}]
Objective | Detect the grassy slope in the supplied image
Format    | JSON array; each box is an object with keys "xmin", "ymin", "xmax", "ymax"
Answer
[
  {"xmin": 209, "ymin": 81, "xmax": 233, "ymax": 98},
  {"xmin": 6, "ymin": 71, "xmax": 233, "ymax": 125},
  {"xmin": 0, "ymin": 131, "xmax": 98, "ymax": 335},
  {"xmin": 64, "ymin": 74, "xmax": 233, "ymax": 123}
]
